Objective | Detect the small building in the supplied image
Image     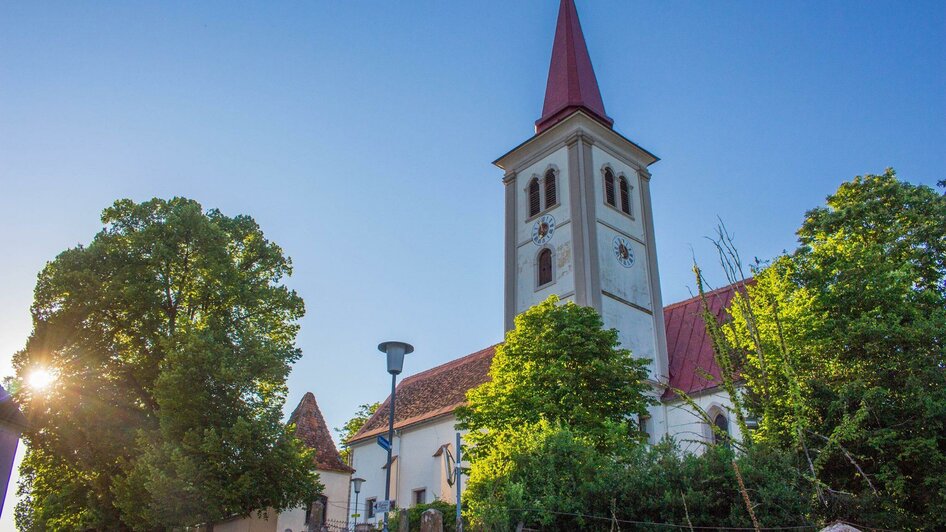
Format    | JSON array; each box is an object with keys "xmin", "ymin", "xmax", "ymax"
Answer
[
  {"xmin": 214, "ymin": 391, "xmax": 353, "ymax": 532},
  {"xmin": 277, "ymin": 392, "xmax": 355, "ymax": 531}
]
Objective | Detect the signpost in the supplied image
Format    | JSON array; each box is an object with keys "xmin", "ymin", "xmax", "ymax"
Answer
[
  {"xmin": 377, "ymin": 435, "xmax": 391, "ymax": 452},
  {"xmin": 373, "ymin": 500, "xmax": 392, "ymax": 514}
]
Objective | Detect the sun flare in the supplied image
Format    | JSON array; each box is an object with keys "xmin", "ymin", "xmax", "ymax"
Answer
[{"xmin": 27, "ymin": 367, "xmax": 56, "ymax": 392}]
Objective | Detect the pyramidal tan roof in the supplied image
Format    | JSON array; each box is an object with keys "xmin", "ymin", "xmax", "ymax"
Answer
[
  {"xmin": 535, "ymin": 0, "xmax": 613, "ymax": 133},
  {"xmin": 289, "ymin": 392, "xmax": 354, "ymax": 473}
]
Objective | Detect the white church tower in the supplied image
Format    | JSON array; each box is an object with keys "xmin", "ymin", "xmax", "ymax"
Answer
[{"xmin": 493, "ymin": 0, "xmax": 670, "ymax": 393}]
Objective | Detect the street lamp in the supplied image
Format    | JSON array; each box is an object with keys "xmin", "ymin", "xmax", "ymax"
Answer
[
  {"xmin": 351, "ymin": 477, "xmax": 365, "ymax": 526},
  {"xmin": 378, "ymin": 341, "xmax": 413, "ymax": 532}
]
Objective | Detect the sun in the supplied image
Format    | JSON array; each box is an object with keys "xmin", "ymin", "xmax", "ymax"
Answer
[{"xmin": 26, "ymin": 367, "xmax": 56, "ymax": 392}]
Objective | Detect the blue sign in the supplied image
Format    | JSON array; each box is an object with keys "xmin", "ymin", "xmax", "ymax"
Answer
[{"xmin": 377, "ymin": 435, "xmax": 391, "ymax": 451}]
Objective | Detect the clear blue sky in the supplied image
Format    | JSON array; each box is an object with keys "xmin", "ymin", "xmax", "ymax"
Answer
[{"xmin": 1, "ymin": 0, "xmax": 944, "ymax": 525}]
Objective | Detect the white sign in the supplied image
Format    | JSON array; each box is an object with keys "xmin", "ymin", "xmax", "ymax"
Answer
[{"xmin": 373, "ymin": 500, "xmax": 392, "ymax": 513}]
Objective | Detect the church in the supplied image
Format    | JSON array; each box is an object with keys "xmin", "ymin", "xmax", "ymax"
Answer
[{"xmin": 344, "ymin": 0, "xmax": 744, "ymax": 528}]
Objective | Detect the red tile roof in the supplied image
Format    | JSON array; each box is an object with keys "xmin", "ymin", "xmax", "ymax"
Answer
[
  {"xmin": 348, "ymin": 283, "xmax": 746, "ymax": 444},
  {"xmin": 349, "ymin": 346, "xmax": 496, "ymax": 444},
  {"xmin": 289, "ymin": 392, "xmax": 354, "ymax": 473},
  {"xmin": 535, "ymin": 0, "xmax": 613, "ymax": 133},
  {"xmin": 663, "ymin": 283, "xmax": 747, "ymax": 399}
]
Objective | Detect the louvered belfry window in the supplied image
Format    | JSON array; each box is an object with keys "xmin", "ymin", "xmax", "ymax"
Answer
[
  {"xmin": 528, "ymin": 178, "xmax": 541, "ymax": 217},
  {"xmin": 619, "ymin": 176, "xmax": 631, "ymax": 214},
  {"xmin": 604, "ymin": 168, "xmax": 616, "ymax": 206},
  {"xmin": 544, "ymin": 169, "xmax": 557, "ymax": 209},
  {"xmin": 538, "ymin": 248, "xmax": 553, "ymax": 286}
]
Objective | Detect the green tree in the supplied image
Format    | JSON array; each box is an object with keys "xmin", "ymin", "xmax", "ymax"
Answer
[
  {"xmin": 457, "ymin": 295, "xmax": 653, "ymax": 458},
  {"xmin": 726, "ymin": 171, "xmax": 946, "ymax": 527},
  {"xmin": 458, "ymin": 296, "xmax": 654, "ymax": 529},
  {"xmin": 335, "ymin": 402, "xmax": 379, "ymax": 464},
  {"xmin": 13, "ymin": 198, "xmax": 321, "ymax": 531}
]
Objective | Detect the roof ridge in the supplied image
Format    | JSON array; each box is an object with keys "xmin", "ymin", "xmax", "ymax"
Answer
[
  {"xmin": 288, "ymin": 391, "xmax": 354, "ymax": 474},
  {"xmin": 662, "ymin": 280, "xmax": 750, "ymax": 312}
]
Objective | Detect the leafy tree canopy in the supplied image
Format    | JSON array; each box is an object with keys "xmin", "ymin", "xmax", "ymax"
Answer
[
  {"xmin": 335, "ymin": 402, "xmax": 379, "ymax": 463},
  {"xmin": 457, "ymin": 295, "xmax": 654, "ymax": 459},
  {"xmin": 13, "ymin": 198, "xmax": 321, "ymax": 531},
  {"xmin": 725, "ymin": 170, "xmax": 946, "ymax": 527}
]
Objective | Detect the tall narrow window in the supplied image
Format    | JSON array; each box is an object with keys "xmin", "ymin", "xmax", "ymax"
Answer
[
  {"xmin": 604, "ymin": 168, "xmax": 616, "ymax": 206},
  {"xmin": 528, "ymin": 178, "xmax": 541, "ymax": 217},
  {"xmin": 619, "ymin": 176, "xmax": 631, "ymax": 214},
  {"xmin": 538, "ymin": 248, "xmax": 552, "ymax": 286},
  {"xmin": 544, "ymin": 169, "xmax": 557, "ymax": 209},
  {"xmin": 713, "ymin": 413, "xmax": 730, "ymax": 446}
]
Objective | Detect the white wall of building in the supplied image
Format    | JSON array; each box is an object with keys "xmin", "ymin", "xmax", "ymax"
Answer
[
  {"xmin": 589, "ymin": 144, "xmax": 661, "ymax": 381},
  {"xmin": 349, "ymin": 416, "xmax": 463, "ymax": 527},
  {"xmin": 663, "ymin": 388, "xmax": 744, "ymax": 454},
  {"xmin": 213, "ymin": 512, "xmax": 276, "ymax": 532},
  {"xmin": 275, "ymin": 469, "xmax": 351, "ymax": 531}
]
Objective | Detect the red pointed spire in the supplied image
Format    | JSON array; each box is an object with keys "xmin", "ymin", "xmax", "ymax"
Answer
[{"xmin": 535, "ymin": 0, "xmax": 613, "ymax": 134}]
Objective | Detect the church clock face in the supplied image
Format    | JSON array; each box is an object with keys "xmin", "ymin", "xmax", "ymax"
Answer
[
  {"xmin": 532, "ymin": 215, "xmax": 555, "ymax": 246},
  {"xmin": 613, "ymin": 236, "xmax": 635, "ymax": 268}
]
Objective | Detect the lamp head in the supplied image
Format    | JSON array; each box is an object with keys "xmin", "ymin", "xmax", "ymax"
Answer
[
  {"xmin": 378, "ymin": 341, "xmax": 413, "ymax": 375},
  {"xmin": 351, "ymin": 477, "xmax": 365, "ymax": 494}
]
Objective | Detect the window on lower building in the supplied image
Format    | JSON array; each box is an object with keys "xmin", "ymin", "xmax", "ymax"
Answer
[
  {"xmin": 713, "ymin": 412, "xmax": 730, "ymax": 447},
  {"xmin": 638, "ymin": 414, "xmax": 651, "ymax": 443},
  {"xmin": 413, "ymin": 488, "xmax": 427, "ymax": 506},
  {"xmin": 366, "ymin": 497, "xmax": 377, "ymax": 519}
]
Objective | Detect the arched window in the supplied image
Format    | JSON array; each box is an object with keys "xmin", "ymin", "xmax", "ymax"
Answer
[
  {"xmin": 538, "ymin": 248, "xmax": 553, "ymax": 286},
  {"xmin": 604, "ymin": 168, "xmax": 616, "ymax": 206},
  {"xmin": 619, "ymin": 176, "xmax": 631, "ymax": 214},
  {"xmin": 528, "ymin": 178, "xmax": 541, "ymax": 217},
  {"xmin": 544, "ymin": 169, "xmax": 557, "ymax": 209},
  {"xmin": 713, "ymin": 412, "xmax": 730, "ymax": 446}
]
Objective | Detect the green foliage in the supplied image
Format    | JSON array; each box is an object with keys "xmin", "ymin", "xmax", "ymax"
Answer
[
  {"xmin": 465, "ymin": 422, "xmax": 814, "ymax": 531},
  {"xmin": 389, "ymin": 500, "xmax": 462, "ymax": 532},
  {"xmin": 459, "ymin": 296, "xmax": 659, "ymax": 529},
  {"xmin": 457, "ymin": 295, "xmax": 653, "ymax": 459},
  {"xmin": 726, "ymin": 171, "xmax": 946, "ymax": 527},
  {"xmin": 13, "ymin": 198, "xmax": 322, "ymax": 531},
  {"xmin": 335, "ymin": 402, "xmax": 380, "ymax": 464}
]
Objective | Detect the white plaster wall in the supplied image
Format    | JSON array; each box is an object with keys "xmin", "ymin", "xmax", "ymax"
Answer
[
  {"xmin": 395, "ymin": 417, "xmax": 461, "ymax": 506},
  {"xmin": 596, "ymin": 224, "xmax": 652, "ymax": 311},
  {"xmin": 349, "ymin": 417, "xmax": 464, "ymax": 527},
  {"xmin": 214, "ymin": 512, "xmax": 276, "ymax": 532},
  {"xmin": 322, "ymin": 470, "xmax": 353, "ymax": 524},
  {"xmin": 349, "ymin": 436, "xmax": 392, "ymax": 527},
  {"xmin": 514, "ymin": 147, "xmax": 576, "ymax": 314},
  {"xmin": 601, "ymin": 296, "xmax": 658, "ymax": 377},
  {"xmin": 664, "ymin": 389, "xmax": 744, "ymax": 454},
  {"xmin": 274, "ymin": 470, "xmax": 350, "ymax": 531},
  {"xmin": 275, "ymin": 507, "xmax": 306, "ymax": 532},
  {"xmin": 515, "ymin": 229, "xmax": 575, "ymax": 313},
  {"xmin": 514, "ymin": 147, "xmax": 571, "ymax": 245},
  {"xmin": 590, "ymin": 145, "xmax": 645, "ymax": 242}
]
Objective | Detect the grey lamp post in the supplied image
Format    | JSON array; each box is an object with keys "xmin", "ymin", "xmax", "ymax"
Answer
[
  {"xmin": 378, "ymin": 341, "xmax": 413, "ymax": 532},
  {"xmin": 351, "ymin": 477, "xmax": 365, "ymax": 527}
]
